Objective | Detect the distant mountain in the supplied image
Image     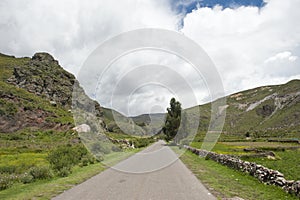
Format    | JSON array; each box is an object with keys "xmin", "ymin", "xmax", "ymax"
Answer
[
  {"xmin": 100, "ymin": 108, "xmax": 166, "ymax": 136},
  {"xmin": 130, "ymin": 113, "xmax": 166, "ymax": 135}
]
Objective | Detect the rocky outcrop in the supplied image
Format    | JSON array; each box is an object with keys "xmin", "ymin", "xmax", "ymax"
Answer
[
  {"xmin": 7, "ymin": 52, "xmax": 75, "ymax": 107},
  {"xmin": 184, "ymin": 145, "xmax": 300, "ymax": 197},
  {"xmin": 1, "ymin": 52, "xmax": 104, "ymax": 133}
]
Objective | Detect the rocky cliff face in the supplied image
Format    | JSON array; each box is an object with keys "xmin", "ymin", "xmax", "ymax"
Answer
[
  {"xmin": 7, "ymin": 52, "xmax": 75, "ymax": 107},
  {"xmin": 0, "ymin": 52, "xmax": 104, "ymax": 133}
]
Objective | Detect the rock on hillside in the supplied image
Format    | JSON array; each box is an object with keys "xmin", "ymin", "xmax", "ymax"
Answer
[
  {"xmin": 7, "ymin": 52, "xmax": 76, "ymax": 107},
  {"xmin": 224, "ymin": 80, "xmax": 300, "ymax": 135},
  {"xmin": 0, "ymin": 52, "xmax": 104, "ymax": 132},
  {"xmin": 7, "ymin": 52, "xmax": 103, "ymax": 116}
]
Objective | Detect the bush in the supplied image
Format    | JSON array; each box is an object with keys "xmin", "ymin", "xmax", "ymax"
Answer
[
  {"xmin": 0, "ymin": 165, "xmax": 17, "ymax": 174},
  {"xmin": 94, "ymin": 153, "xmax": 104, "ymax": 162},
  {"xmin": 29, "ymin": 166, "xmax": 53, "ymax": 180},
  {"xmin": 81, "ymin": 157, "xmax": 89, "ymax": 166},
  {"xmin": 88, "ymin": 155, "xmax": 97, "ymax": 164},
  {"xmin": 20, "ymin": 173, "xmax": 34, "ymax": 184},
  {"xmin": 0, "ymin": 174, "xmax": 14, "ymax": 190},
  {"xmin": 57, "ymin": 167, "xmax": 71, "ymax": 177},
  {"xmin": 131, "ymin": 137, "xmax": 155, "ymax": 148},
  {"xmin": 47, "ymin": 145, "xmax": 90, "ymax": 176}
]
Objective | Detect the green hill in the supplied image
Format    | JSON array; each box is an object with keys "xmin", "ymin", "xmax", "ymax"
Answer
[
  {"xmin": 0, "ymin": 52, "xmax": 152, "ymax": 151},
  {"xmin": 184, "ymin": 79, "xmax": 300, "ymax": 141},
  {"xmin": 1, "ymin": 51, "xmax": 299, "ymax": 142},
  {"xmin": 129, "ymin": 80, "xmax": 300, "ymax": 141}
]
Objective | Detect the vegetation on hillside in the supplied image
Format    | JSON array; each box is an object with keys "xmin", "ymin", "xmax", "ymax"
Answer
[{"xmin": 0, "ymin": 52, "xmax": 154, "ymax": 195}]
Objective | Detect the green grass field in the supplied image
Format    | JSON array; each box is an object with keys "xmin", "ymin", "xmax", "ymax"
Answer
[
  {"xmin": 0, "ymin": 122, "xmax": 150, "ymax": 199},
  {"xmin": 190, "ymin": 141, "xmax": 300, "ymax": 181},
  {"xmin": 0, "ymin": 143, "xmax": 143, "ymax": 199},
  {"xmin": 172, "ymin": 147, "xmax": 298, "ymax": 200}
]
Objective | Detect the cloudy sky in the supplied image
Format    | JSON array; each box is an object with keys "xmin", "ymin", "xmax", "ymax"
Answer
[{"xmin": 1, "ymin": 0, "xmax": 300, "ymax": 116}]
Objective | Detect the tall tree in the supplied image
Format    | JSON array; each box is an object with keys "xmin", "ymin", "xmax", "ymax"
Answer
[{"xmin": 163, "ymin": 98, "xmax": 182, "ymax": 141}]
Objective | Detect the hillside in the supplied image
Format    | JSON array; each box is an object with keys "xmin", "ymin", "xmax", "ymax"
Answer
[
  {"xmin": 102, "ymin": 107, "xmax": 149, "ymax": 136},
  {"xmin": 1, "ymin": 51, "xmax": 299, "ymax": 140},
  {"xmin": 184, "ymin": 80, "xmax": 300, "ymax": 141},
  {"xmin": 131, "ymin": 80, "xmax": 300, "ymax": 140},
  {"xmin": 0, "ymin": 52, "xmax": 104, "ymax": 134},
  {"xmin": 223, "ymin": 80, "xmax": 299, "ymax": 136},
  {"xmin": 0, "ymin": 52, "xmax": 153, "ymax": 151}
]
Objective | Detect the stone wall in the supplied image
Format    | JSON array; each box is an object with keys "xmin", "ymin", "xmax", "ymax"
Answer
[{"xmin": 184, "ymin": 145, "xmax": 300, "ymax": 197}]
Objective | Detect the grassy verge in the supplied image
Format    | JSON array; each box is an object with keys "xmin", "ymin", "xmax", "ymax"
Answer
[
  {"xmin": 244, "ymin": 149, "xmax": 300, "ymax": 180},
  {"xmin": 0, "ymin": 147, "xmax": 143, "ymax": 200},
  {"xmin": 0, "ymin": 163, "xmax": 105, "ymax": 200},
  {"xmin": 190, "ymin": 141, "xmax": 300, "ymax": 181},
  {"xmin": 172, "ymin": 146, "xmax": 298, "ymax": 200}
]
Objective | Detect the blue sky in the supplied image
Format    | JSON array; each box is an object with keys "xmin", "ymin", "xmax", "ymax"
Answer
[{"xmin": 173, "ymin": 0, "xmax": 266, "ymax": 15}]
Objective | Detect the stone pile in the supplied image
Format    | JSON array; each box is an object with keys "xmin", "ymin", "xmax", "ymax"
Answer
[{"xmin": 184, "ymin": 145, "xmax": 300, "ymax": 197}]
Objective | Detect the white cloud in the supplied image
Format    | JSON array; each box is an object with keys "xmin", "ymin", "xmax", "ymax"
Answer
[
  {"xmin": 94, "ymin": 50, "xmax": 207, "ymax": 116},
  {"xmin": 181, "ymin": 0, "xmax": 300, "ymax": 94},
  {"xmin": 264, "ymin": 51, "xmax": 298, "ymax": 63},
  {"xmin": 0, "ymin": 0, "xmax": 179, "ymax": 75},
  {"xmin": 1, "ymin": 0, "xmax": 300, "ymax": 115}
]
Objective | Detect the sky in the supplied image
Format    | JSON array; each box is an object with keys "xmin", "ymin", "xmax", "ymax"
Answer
[{"xmin": 1, "ymin": 0, "xmax": 300, "ymax": 116}]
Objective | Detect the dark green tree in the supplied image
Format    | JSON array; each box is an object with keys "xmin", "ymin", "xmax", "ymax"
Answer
[
  {"xmin": 175, "ymin": 110, "xmax": 188, "ymax": 143},
  {"xmin": 163, "ymin": 98, "xmax": 182, "ymax": 141}
]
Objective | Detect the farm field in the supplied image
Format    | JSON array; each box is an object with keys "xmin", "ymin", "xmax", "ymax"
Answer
[{"xmin": 190, "ymin": 140, "xmax": 300, "ymax": 181}]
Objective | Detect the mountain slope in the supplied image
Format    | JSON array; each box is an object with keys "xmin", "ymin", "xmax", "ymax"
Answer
[
  {"xmin": 0, "ymin": 52, "xmax": 104, "ymax": 133},
  {"xmin": 186, "ymin": 79, "xmax": 300, "ymax": 140},
  {"xmin": 130, "ymin": 80, "xmax": 300, "ymax": 140},
  {"xmin": 1, "ymin": 52, "xmax": 299, "ymax": 140}
]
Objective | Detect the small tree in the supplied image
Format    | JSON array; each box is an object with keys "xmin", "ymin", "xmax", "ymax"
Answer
[{"xmin": 163, "ymin": 98, "xmax": 182, "ymax": 141}]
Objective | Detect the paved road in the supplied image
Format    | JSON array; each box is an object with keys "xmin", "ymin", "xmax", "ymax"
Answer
[{"xmin": 53, "ymin": 140, "xmax": 215, "ymax": 200}]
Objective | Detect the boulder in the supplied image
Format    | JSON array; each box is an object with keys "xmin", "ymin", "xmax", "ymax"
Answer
[{"xmin": 72, "ymin": 124, "xmax": 91, "ymax": 133}]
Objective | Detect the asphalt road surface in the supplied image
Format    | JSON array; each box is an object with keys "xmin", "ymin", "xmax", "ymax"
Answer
[{"xmin": 53, "ymin": 140, "xmax": 215, "ymax": 200}]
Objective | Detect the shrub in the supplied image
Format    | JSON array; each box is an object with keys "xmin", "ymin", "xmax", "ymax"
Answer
[
  {"xmin": 0, "ymin": 174, "xmax": 13, "ymax": 190},
  {"xmin": 47, "ymin": 145, "xmax": 90, "ymax": 176},
  {"xmin": 0, "ymin": 165, "xmax": 17, "ymax": 174},
  {"xmin": 132, "ymin": 137, "xmax": 155, "ymax": 148},
  {"xmin": 20, "ymin": 173, "xmax": 34, "ymax": 184},
  {"xmin": 88, "ymin": 155, "xmax": 97, "ymax": 164},
  {"xmin": 29, "ymin": 166, "xmax": 53, "ymax": 180},
  {"xmin": 94, "ymin": 153, "xmax": 104, "ymax": 162},
  {"xmin": 48, "ymin": 147, "xmax": 76, "ymax": 174},
  {"xmin": 81, "ymin": 157, "xmax": 89, "ymax": 166},
  {"xmin": 57, "ymin": 167, "xmax": 71, "ymax": 177},
  {"xmin": 245, "ymin": 132, "xmax": 251, "ymax": 138}
]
